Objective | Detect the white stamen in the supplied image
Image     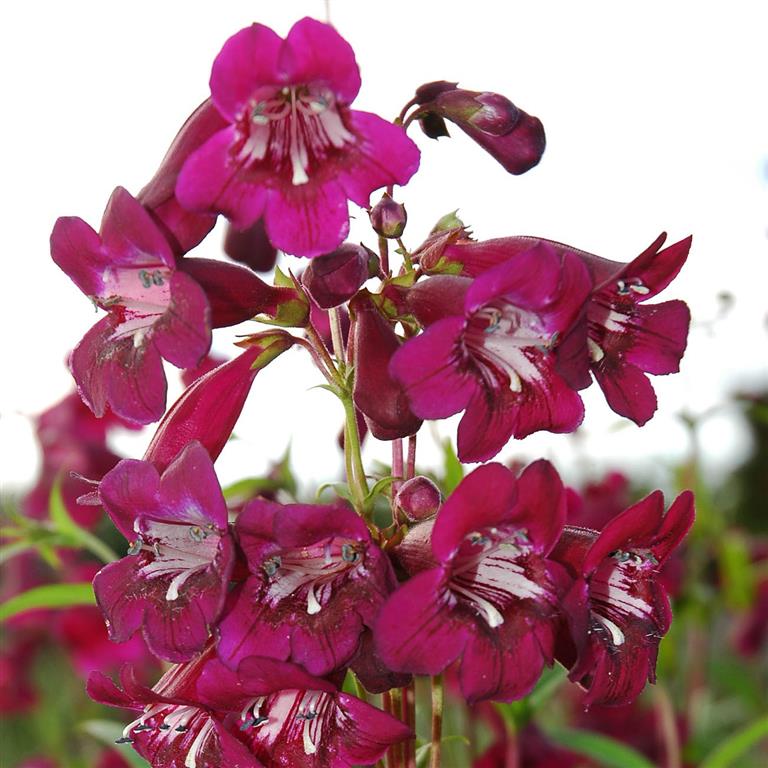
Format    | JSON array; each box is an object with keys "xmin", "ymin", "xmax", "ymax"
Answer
[
  {"xmin": 587, "ymin": 337, "xmax": 605, "ymax": 362},
  {"xmin": 184, "ymin": 719, "xmax": 214, "ymax": 768},
  {"xmin": 594, "ymin": 613, "xmax": 625, "ymax": 646},
  {"xmin": 450, "ymin": 583, "xmax": 504, "ymax": 628},
  {"xmin": 306, "ymin": 584, "xmax": 322, "ymax": 615}
]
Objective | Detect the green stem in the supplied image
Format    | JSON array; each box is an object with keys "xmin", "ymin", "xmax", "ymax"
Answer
[
  {"xmin": 430, "ymin": 673, "xmax": 444, "ymax": 768},
  {"xmin": 341, "ymin": 394, "xmax": 369, "ymax": 512},
  {"xmin": 378, "ymin": 235, "xmax": 390, "ymax": 276},
  {"xmin": 328, "ymin": 306, "xmax": 346, "ymax": 366}
]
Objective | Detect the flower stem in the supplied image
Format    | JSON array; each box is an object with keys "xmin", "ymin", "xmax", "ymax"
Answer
[
  {"xmin": 406, "ymin": 435, "xmax": 417, "ymax": 480},
  {"xmin": 402, "ymin": 680, "xmax": 416, "ymax": 768},
  {"xmin": 341, "ymin": 394, "xmax": 369, "ymax": 512},
  {"xmin": 378, "ymin": 235, "xmax": 390, "ymax": 276},
  {"xmin": 430, "ymin": 673, "xmax": 444, "ymax": 768},
  {"xmin": 328, "ymin": 306, "xmax": 346, "ymax": 366}
]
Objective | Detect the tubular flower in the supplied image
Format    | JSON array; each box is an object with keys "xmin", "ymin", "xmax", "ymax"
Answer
[
  {"xmin": 434, "ymin": 232, "xmax": 692, "ymax": 425},
  {"xmin": 390, "ymin": 243, "xmax": 591, "ymax": 462},
  {"xmin": 375, "ymin": 461, "xmax": 568, "ymax": 704},
  {"xmin": 217, "ymin": 499, "xmax": 397, "ymax": 677},
  {"xmin": 87, "ymin": 654, "xmax": 262, "ymax": 768},
  {"xmin": 198, "ymin": 657, "xmax": 412, "ymax": 768},
  {"xmin": 551, "ymin": 490, "xmax": 695, "ymax": 707},
  {"xmin": 51, "ymin": 187, "xmax": 211, "ymax": 425},
  {"xmin": 176, "ymin": 17, "xmax": 420, "ymax": 258},
  {"xmin": 578, "ymin": 233, "xmax": 692, "ymax": 425},
  {"xmin": 93, "ymin": 442, "xmax": 235, "ymax": 662}
]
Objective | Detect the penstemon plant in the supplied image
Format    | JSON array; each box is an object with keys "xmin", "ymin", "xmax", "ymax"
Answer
[{"xmin": 43, "ymin": 15, "xmax": 697, "ymax": 768}]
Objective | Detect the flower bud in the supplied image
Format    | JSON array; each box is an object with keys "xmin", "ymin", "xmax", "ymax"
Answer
[
  {"xmin": 395, "ymin": 476, "xmax": 442, "ymax": 521},
  {"xmin": 370, "ymin": 193, "xmax": 407, "ymax": 239},
  {"xmin": 434, "ymin": 89, "xmax": 520, "ymax": 135},
  {"xmin": 179, "ymin": 257, "xmax": 296, "ymax": 327},
  {"xmin": 390, "ymin": 519, "xmax": 438, "ymax": 576},
  {"xmin": 302, "ymin": 243, "xmax": 372, "ymax": 309},
  {"xmin": 138, "ymin": 99, "xmax": 226, "ymax": 255},
  {"xmin": 350, "ymin": 293, "xmax": 422, "ymax": 440},
  {"xmin": 143, "ymin": 333, "xmax": 293, "ymax": 471},
  {"xmin": 223, "ymin": 219, "xmax": 278, "ymax": 273}
]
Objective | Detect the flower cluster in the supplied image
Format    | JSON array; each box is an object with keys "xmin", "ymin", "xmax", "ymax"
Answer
[{"xmin": 43, "ymin": 14, "xmax": 697, "ymax": 768}]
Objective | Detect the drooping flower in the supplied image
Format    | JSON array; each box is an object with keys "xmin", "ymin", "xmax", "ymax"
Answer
[
  {"xmin": 198, "ymin": 656, "xmax": 412, "ymax": 767},
  {"xmin": 390, "ymin": 243, "xmax": 591, "ymax": 462},
  {"xmin": 51, "ymin": 187, "xmax": 211, "ymax": 424},
  {"xmin": 88, "ymin": 652, "xmax": 262, "ymax": 768},
  {"xmin": 551, "ymin": 490, "xmax": 694, "ymax": 707},
  {"xmin": 93, "ymin": 442, "xmax": 235, "ymax": 662},
  {"xmin": 375, "ymin": 461, "xmax": 568, "ymax": 704},
  {"xmin": 175, "ymin": 17, "xmax": 420, "ymax": 257},
  {"xmin": 217, "ymin": 499, "xmax": 397, "ymax": 678},
  {"xmin": 410, "ymin": 81, "xmax": 546, "ymax": 174}
]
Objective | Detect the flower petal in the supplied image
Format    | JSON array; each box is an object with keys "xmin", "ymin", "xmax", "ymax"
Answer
[
  {"xmin": 389, "ymin": 316, "xmax": 478, "ymax": 420},
  {"xmin": 50, "ymin": 216, "xmax": 109, "ymax": 297},
  {"xmin": 280, "ymin": 17, "xmax": 361, "ymax": 103},
  {"xmin": 593, "ymin": 359, "xmax": 658, "ymax": 426},
  {"xmin": 375, "ymin": 569, "xmax": 469, "ymax": 675},
  {"xmin": 176, "ymin": 127, "xmax": 268, "ymax": 230},
  {"xmin": 209, "ymin": 23, "xmax": 283, "ymax": 121},
  {"xmin": 152, "ymin": 271, "xmax": 211, "ymax": 369},
  {"xmin": 622, "ymin": 300, "xmax": 690, "ymax": 375},
  {"xmin": 431, "ymin": 463, "xmax": 518, "ymax": 562},
  {"xmin": 335, "ymin": 111, "xmax": 420, "ymax": 206},
  {"xmin": 264, "ymin": 179, "xmax": 350, "ymax": 258}
]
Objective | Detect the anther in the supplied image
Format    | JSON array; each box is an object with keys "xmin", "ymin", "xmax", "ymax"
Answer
[
  {"xmin": 263, "ymin": 555, "xmax": 281, "ymax": 577},
  {"xmin": 127, "ymin": 539, "xmax": 142, "ymax": 556},
  {"xmin": 115, "ymin": 737, "xmax": 134, "ymax": 744},
  {"xmin": 341, "ymin": 543, "xmax": 360, "ymax": 563},
  {"xmin": 188, "ymin": 526, "xmax": 207, "ymax": 543},
  {"xmin": 139, "ymin": 270, "xmax": 152, "ymax": 289}
]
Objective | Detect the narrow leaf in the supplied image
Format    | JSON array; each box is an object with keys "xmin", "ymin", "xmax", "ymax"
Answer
[
  {"xmin": 0, "ymin": 582, "xmax": 95, "ymax": 622},
  {"xmin": 699, "ymin": 715, "xmax": 768, "ymax": 768},
  {"xmin": 544, "ymin": 727, "xmax": 656, "ymax": 768}
]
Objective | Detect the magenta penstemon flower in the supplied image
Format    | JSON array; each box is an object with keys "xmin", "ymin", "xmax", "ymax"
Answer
[
  {"xmin": 87, "ymin": 652, "xmax": 261, "ymax": 768},
  {"xmin": 50, "ymin": 186, "xmax": 211, "ymax": 424},
  {"xmin": 93, "ymin": 442, "xmax": 235, "ymax": 662},
  {"xmin": 198, "ymin": 657, "xmax": 412, "ymax": 767},
  {"xmin": 217, "ymin": 499, "xmax": 396, "ymax": 677},
  {"xmin": 578, "ymin": 233, "xmax": 692, "ymax": 425},
  {"xmin": 176, "ymin": 17, "xmax": 420, "ymax": 257},
  {"xmin": 390, "ymin": 243, "xmax": 591, "ymax": 462},
  {"xmin": 551, "ymin": 490, "xmax": 694, "ymax": 707},
  {"xmin": 375, "ymin": 461, "xmax": 567, "ymax": 703}
]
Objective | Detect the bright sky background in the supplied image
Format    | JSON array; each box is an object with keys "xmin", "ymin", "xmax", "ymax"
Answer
[{"xmin": 1, "ymin": 0, "xmax": 766, "ymax": 500}]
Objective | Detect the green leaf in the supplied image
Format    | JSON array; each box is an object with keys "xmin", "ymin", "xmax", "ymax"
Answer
[
  {"xmin": 80, "ymin": 719, "xmax": 149, "ymax": 767},
  {"xmin": 0, "ymin": 582, "xmax": 95, "ymax": 622},
  {"xmin": 544, "ymin": 727, "xmax": 656, "ymax": 768},
  {"xmin": 699, "ymin": 715, "xmax": 768, "ymax": 768},
  {"xmin": 49, "ymin": 477, "xmax": 81, "ymax": 536},
  {"xmin": 0, "ymin": 540, "xmax": 34, "ymax": 564},
  {"xmin": 442, "ymin": 438, "xmax": 464, "ymax": 494}
]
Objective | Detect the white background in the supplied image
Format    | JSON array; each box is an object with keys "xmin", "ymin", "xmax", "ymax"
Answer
[{"xmin": 1, "ymin": 0, "xmax": 766, "ymax": 498}]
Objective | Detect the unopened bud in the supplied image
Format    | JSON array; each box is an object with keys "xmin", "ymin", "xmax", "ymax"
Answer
[
  {"xmin": 435, "ymin": 90, "xmax": 520, "ymax": 136},
  {"xmin": 395, "ymin": 476, "xmax": 442, "ymax": 521},
  {"xmin": 370, "ymin": 194, "xmax": 407, "ymax": 239},
  {"xmin": 223, "ymin": 219, "xmax": 278, "ymax": 273},
  {"xmin": 302, "ymin": 244, "xmax": 372, "ymax": 309}
]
